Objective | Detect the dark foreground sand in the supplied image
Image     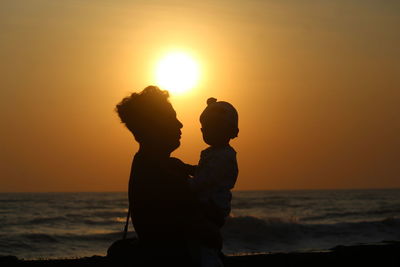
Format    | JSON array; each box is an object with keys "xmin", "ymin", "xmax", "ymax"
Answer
[{"xmin": 1, "ymin": 241, "xmax": 399, "ymax": 267}]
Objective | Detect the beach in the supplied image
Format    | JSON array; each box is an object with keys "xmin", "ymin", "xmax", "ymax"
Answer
[{"xmin": 1, "ymin": 241, "xmax": 399, "ymax": 266}]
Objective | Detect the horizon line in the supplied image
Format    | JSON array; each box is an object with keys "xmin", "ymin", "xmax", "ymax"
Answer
[{"xmin": 1, "ymin": 187, "xmax": 399, "ymax": 194}]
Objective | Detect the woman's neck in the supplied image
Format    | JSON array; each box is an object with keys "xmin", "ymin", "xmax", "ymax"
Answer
[{"xmin": 138, "ymin": 144, "xmax": 170, "ymax": 159}]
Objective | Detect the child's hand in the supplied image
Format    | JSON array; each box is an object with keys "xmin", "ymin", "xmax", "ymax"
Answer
[{"xmin": 168, "ymin": 157, "xmax": 197, "ymax": 176}]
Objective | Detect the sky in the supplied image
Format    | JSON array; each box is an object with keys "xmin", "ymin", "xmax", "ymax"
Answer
[{"xmin": 1, "ymin": 0, "xmax": 399, "ymax": 192}]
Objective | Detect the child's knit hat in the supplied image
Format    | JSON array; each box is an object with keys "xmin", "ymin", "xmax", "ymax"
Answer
[{"xmin": 200, "ymin": 97, "xmax": 239, "ymax": 137}]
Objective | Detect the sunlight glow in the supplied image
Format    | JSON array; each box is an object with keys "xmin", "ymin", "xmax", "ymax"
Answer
[{"xmin": 155, "ymin": 52, "xmax": 200, "ymax": 95}]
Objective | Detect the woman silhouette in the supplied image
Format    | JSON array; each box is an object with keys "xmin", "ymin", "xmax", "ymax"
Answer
[{"xmin": 115, "ymin": 86, "xmax": 222, "ymax": 266}]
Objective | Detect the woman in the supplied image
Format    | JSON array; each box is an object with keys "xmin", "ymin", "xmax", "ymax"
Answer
[{"xmin": 115, "ymin": 86, "xmax": 222, "ymax": 266}]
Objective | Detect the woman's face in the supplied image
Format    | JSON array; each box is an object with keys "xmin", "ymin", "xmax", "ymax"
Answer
[
  {"xmin": 145, "ymin": 102, "xmax": 183, "ymax": 154},
  {"xmin": 161, "ymin": 104, "xmax": 183, "ymax": 153}
]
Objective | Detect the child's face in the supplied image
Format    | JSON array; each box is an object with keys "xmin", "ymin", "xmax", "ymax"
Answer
[{"xmin": 200, "ymin": 118, "xmax": 231, "ymax": 147}]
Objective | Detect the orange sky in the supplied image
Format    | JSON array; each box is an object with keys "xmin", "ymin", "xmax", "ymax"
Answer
[{"xmin": 1, "ymin": 0, "xmax": 399, "ymax": 192}]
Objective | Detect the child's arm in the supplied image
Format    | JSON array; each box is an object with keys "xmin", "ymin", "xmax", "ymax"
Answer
[{"xmin": 169, "ymin": 157, "xmax": 197, "ymax": 177}]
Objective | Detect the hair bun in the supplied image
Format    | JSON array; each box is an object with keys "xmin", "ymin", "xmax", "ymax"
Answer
[{"xmin": 207, "ymin": 97, "xmax": 217, "ymax": 105}]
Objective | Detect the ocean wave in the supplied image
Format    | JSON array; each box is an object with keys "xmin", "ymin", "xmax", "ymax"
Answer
[
  {"xmin": 7, "ymin": 216, "xmax": 400, "ymax": 247},
  {"xmin": 57, "ymin": 231, "xmax": 125, "ymax": 242},
  {"xmin": 63, "ymin": 210, "xmax": 126, "ymax": 220},
  {"xmin": 301, "ymin": 208, "xmax": 400, "ymax": 222},
  {"xmin": 0, "ymin": 235, "xmax": 33, "ymax": 254},
  {"xmin": 1, "ymin": 231, "xmax": 131, "ymax": 245},
  {"xmin": 20, "ymin": 214, "xmax": 124, "ymax": 226},
  {"xmin": 82, "ymin": 219, "xmax": 122, "ymax": 225},
  {"xmin": 2, "ymin": 216, "xmax": 400, "ymax": 258},
  {"xmin": 2, "ymin": 190, "xmax": 399, "ymax": 260},
  {"xmin": 221, "ymin": 216, "xmax": 400, "ymax": 253},
  {"xmin": 28, "ymin": 216, "xmax": 67, "ymax": 224},
  {"xmin": 22, "ymin": 233, "xmax": 59, "ymax": 243},
  {"xmin": 89, "ymin": 211, "xmax": 126, "ymax": 218},
  {"xmin": 232, "ymin": 199, "xmax": 290, "ymax": 209}
]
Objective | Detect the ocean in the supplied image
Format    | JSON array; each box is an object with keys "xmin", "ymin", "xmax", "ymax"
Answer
[{"xmin": 0, "ymin": 189, "xmax": 399, "ymax": 259}]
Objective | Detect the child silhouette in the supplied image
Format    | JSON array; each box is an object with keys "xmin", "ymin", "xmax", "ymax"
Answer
[{"xmin": 189, "ymin": 97, "xmax": 239, "ymax": 228}]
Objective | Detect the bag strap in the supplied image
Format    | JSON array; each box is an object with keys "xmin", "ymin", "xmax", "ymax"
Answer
[
  {"xmin": 123, "ymin": 161, "xmax": 135, "ymax": 240},
  {"xmin": 122, "ymin": 204, "xmax": 131, "ymax": 239}
]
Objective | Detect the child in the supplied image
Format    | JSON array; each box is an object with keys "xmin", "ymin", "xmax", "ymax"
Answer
[{"xmin": 189, "ymin": 97, "xmax": 239, "ymax": 228}]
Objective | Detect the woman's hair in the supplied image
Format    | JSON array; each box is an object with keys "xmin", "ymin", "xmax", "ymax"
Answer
[{"xmin": 115, "ymin": 85, "xmax": 170, "ymax": 141}]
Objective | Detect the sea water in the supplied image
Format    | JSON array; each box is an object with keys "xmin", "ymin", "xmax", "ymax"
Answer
[{"xmin": 0, "ymin": 189, "xmax": 399, "ymax": 259}]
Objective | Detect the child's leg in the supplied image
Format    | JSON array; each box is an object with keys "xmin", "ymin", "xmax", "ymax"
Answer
[{"xmin": 199, "ymin": 246, "xmax": 224, "ymax": 267}]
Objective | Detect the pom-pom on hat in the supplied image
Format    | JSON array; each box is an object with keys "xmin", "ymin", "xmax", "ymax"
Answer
[
  {"xmin": 200, "ymin": 97, "xmax": 239, "ymax": 137},
  {"xmin": 207, "ymin": 97, "xmax": 218, "ymax": 105}
]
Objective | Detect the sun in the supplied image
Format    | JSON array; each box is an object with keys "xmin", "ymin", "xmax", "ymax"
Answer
[{"xmin": 155, "ymin": 52, "xmax": 200, "ymax": 95}]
